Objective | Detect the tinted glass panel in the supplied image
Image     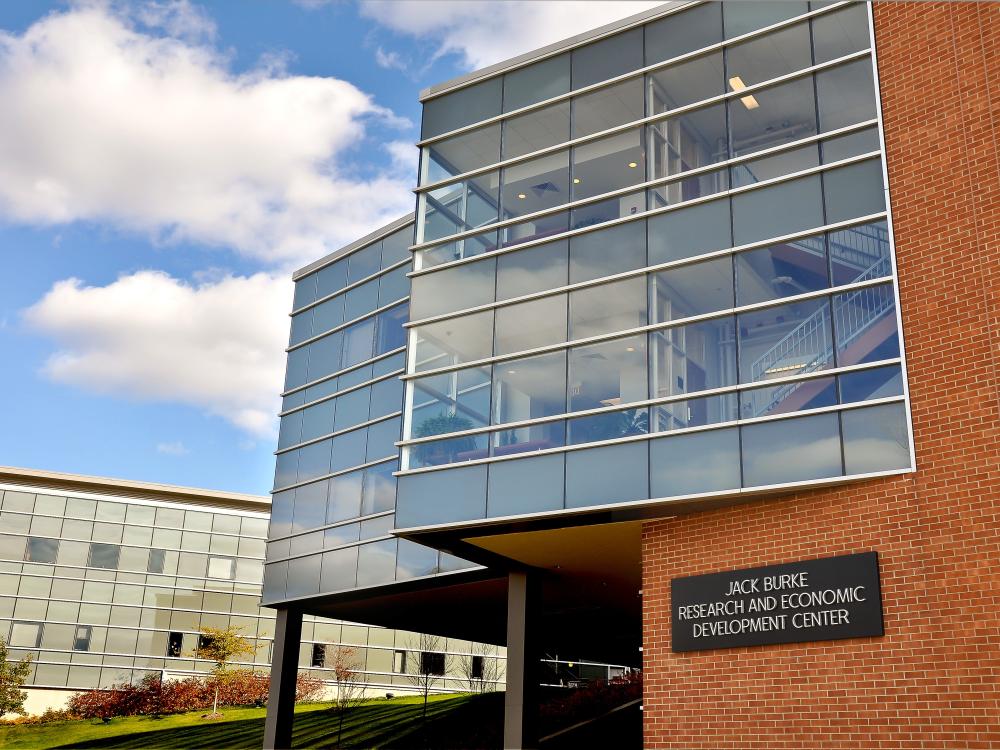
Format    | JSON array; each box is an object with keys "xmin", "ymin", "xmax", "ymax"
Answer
[
  {"xmin": 569, "ymin": 335, "xmax": 647, "ymax": 412},
  {"xmin": 645, "ymin": 4, "xmax": 723, "ymax": 65},
  {"xmin": 421, "ymin": 172, "xmax": 500, "ymax": 243},
  {"xmin": 492, "ymin": 421, "xmax": 566, "ymax": 457},
  {"xmin": 503, "ymin": 101, "xmax": 570, "ymax": 160},
  {"xmin": 565, "ymin": 442, "xmax": 648, "ymax": 507},
  {"xmin": 572, "ymin": 28, "xmax": 642, "ymax": 90},
  {"xmin": 650, "ymin": 316, "xmax": 738, "ymax": 398},
  {"xmin": 812, "ymin": 4, "xmax": 871, "ymax": 64},
  {"xmin": 738, "ymin": 297, "xmax": 833, "ymax": 383},
  {"xmin": 735, "ymin": 233, "xmax": 829, "ymax": 306},
  {"xmin": 312, "ymin": 295, "xmax": 346, "ymax": 336},
  {"xmin": 573, "ymin": 78, "xmax": 644, "ymax": 139},
  {"xmin": 487, "ymin": 454, "xmax": 565, "ymax": 517},
  {"xmin": 650, "ymin": 427, "xmax": 741, "ymax": 497},
  {"xmin": 495, "ymin": 295, "xmax": 567, "ymax": 355},
  {"xmin": 741, "ymin": 375, "xmax": 837, "ymax": 419},
  {"xmin": 328, "ymin": 429, "xmax": 367, "ymax": 475},
  {"xmin": 348, "ymin": 243, "xmax": 381, "ymax": 285},
  {"xmin": 411, "ymin": 367, "xmax": 491, "ymax": 437},
  {"xmin": 833, "ymin": 284, "xmax": 898, "ymax": 366},
  {"xmin": 838, "ymin": 365, "xmax": 903, "ymax": 403},
  {"xmin": 729, "ymin": 76, "xmax": 817, "ymax": 159},
  {"xmin": 741, "ymin": 412, "xmax": 842, "ymax": 486},
  {"xmin": 816, "ymin": 59, "xmax": 877, "ymax": 132},
  {"xmin": 419, "ymin": 229, "xmax": 498, "ymax": 268},
  {"xmin": 316, "ymin": 259, "xmax": 349, "ymax": 300},
  {"xmin": 414, "ymin": 310, "xmax": 493, "ymax": 371},
  {"xmin": 493, "ymin": 351, "xmax": 567, "ymax": 424},
  {"xmin": 568, "ymin": 406, "xmax": 649, "ymax": 445},
  {"xmin": 648, "ymin": 52, "xmax": 724, "ymax": 113},
  {"xmin": 375, "ymin": 302, "xmax": 408, "ymax": 355},
  {"xmin": 502, "ymin": 151, "xmax": 569, "ymax": 219},
  {"xmin": 727, "ymin": 21, "xmax": 811, "ymax": 87},
  {"xmin": 569, "ymin": 277, "xmax": 646, "ymax": 340},
  {"xmin": 732, "ymin": 174, "xmax": 824, "ymax": 246},
  {"xmin": 823, "ymin": 159, "xmax": 885, "ymax": 224},
  {"xmin": 361, "ymin": 460, "xmax": 397, "ymax": 515},
  {"xmin": 569, "ymin": 220, "xmax": 645, "ymax": 283},
  {"xmin": 841, "ymin": 403, "xmax": 910, "ymax": 474},
  {"xmin": 422, "ymin": 77, "xmax": 502, "ymax": 140},
  {"xmin": 496, "ymin": 240, "xmax": 568, "ymax": 300},
  {"xmin": 327, "ymin": 471, "xmax": 363, "ymax": 522},
  {"xmin": 723, "ymin": 2, "xmax": 808, "ymax": 39},
  {"xmin": 320, "ymin": 546, "xmax": 358, "ymax": 592},
  {"xmin": 395, "ymin": 465, "xmax": 488, "ymax": 527},
  {"xmin": 381, "ymin": 226, "xmax": 413, "ymax": 267},
  {"xmin": 396, "ymin": 540, "xmax": 440, "ymax": 580},
  {"xmin": 356, "ymin": 538, "xmax": 397, "ymax": 588},
  {"xmin": 572, "ymin": 129, "xmax": 645, "ymax": 201},
  {"xmin": 422, "ymin": 124, "xmax": 500, "ymax": 185},
  {"xmin": 650, "ymin": 256, "xmax": 735, "ymax": 322},
  {"xmin": 503, "ymin": 53, "xmax": 570, "ymax": 112},
  {"xmin": 647, "ymin": 197, "xmax": 732, "ymax": 264}
]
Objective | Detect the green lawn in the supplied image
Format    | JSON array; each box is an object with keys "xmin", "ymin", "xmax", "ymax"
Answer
[{"xmin": 0, "ymin": 693, "xmax": 504, "ymax": 750}]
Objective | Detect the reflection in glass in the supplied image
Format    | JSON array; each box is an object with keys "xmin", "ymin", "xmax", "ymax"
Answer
[
  {"xmin": 497, "ymin": 240, "xmax": 568, "ymax": 300},
  {"xmin": 821, "ymin": 127, "xmax": 879, "ymax": 164},
  {"xmin": 571, "ymin": 27, "xmax": 642, "ymax": 90},
  {"xmin": 421, "ymin": 76, "xmax": 501, "ymax": 140},
  {"xmin": 492, "ymin": 421, "xmax": 566, "ymax": 457},
  {"xmin": 569, "ymin": 221, "xmax": 645, "ymax": 284},
  {"xmin": 375, "ymin": 302, "xmax": 407, "ymax": 357},
  {"xmin": 495, "ymin": 295, "xmax": 567, "ymax": 355},
  {"xmin": 342, "ymin": 318, "xmax": 375, "ymax": 368},
  {"xmin": 729, "ymin": 77, "xmax": 817, "ymax": 162},
  {"xmin": 421, "ymin": 123, "xmax": 500, "ymax": 185},
  {"xmin": 742, "ymin": 412, "xmax": 842, "ymax": 486},
  {"xmin": 572, "ymin": 78, "xmax": 644, "ymax": 139},
  {"xmin": 841, "ymin": 403, "xmax": 910, "ymax": 474},
  {"xmin": 572, "ymin": 129, "xmax": 645, "ymax": 201},
  {"xmin": 833, "ymin": 283, "xmax": 898, "ymax": 366},
  {"xmin": 823, "ymin": 159, "xmax": 885, "ymax": 225},
  {"xmin": 570, "ymin": 190, "xmax": 645, "ymax": 231},
  {"xmin": 420, "ymin": 172, "xmax": 500, "ymax": 244},
  {"xmin": 816, "ymin": 59, "xmax": 877, "ymax": 132},
  {"xmin": 493, "ymin": 351, "xmax": 567, "ymax": 424},
  {"xmin": 395, "ymin": 465, "xmax": 488, "ymax": 527},
  {"xmin": 829, "ymin": 220, "xmax": 889, "ymax": 287},
  {"xmin": 650, "ymin": 316, "xmax": 737, "ymax": 396},
  {"xmin": 730, "ymin": 143, "xmax": 819, "ymax": 189},
  {"xmin": 650, "ymin": 256, "xmax": 735, "ymax": 322},
  {"xmin": 650, "ymin": 427, "xmax": 741, "ymax": 497},
  {"xmin": 316, "ymin": 259, "xmax": 349, "ymax": 300},
  {"xmin": 320, "ymin": 545, "xmax": 358, "ymax": 592},
  {"xmin": 487, "ymin": 454, "xmax": 564, "ymax": 517},
  {"xmin": 502, "ymin": 151, "xmax": 569, "ymax": 220},
  {"xmin": 410, "ymin": 433, "xmax": 489, "ymax": 468},
  {"xmin": 503, "ymin": 101, "xmax": 570, "ymax": 159},
  {"xmin": 647, "ymin": 197, "xmax": 732, "ymax": 264},
  {"xmin": 568, "ymin": 407, "xmax": 649, "ymax": 444},
  {"xmin": 345, "ymin": 278, "xmax": 378, "ymax": 321},
  {"xmin": 735, "ymin": 233, "xmax": 829, "ymax": 306},
  {"xmin": 413, "ymin": 309, "xmax": 494, "ymax": 371},
  {"xmin": 723, "ymin": 2, "xmax": 808, "ymax": 39},
  {"xmin": 838, "ymin": 365, "xmax": 903, "ymax": 404},
  {"xmin": 327, "ymin": 471, "xmax": 363, "ymax": 522},
  {"xmin": 361, "ymin": 460, "xmax": 397, "ymax": 515},
  {"xmin": 738, "ymin": 297, "xmax": 833, "ymax": 383},
  {"xmin": 732, "ymin": 174, "xmax": 824, "ymax": 246},
  {"xmin": 411, "ymin": 367, "xmax": 491, "ymax": 437},
  {"xmin": 649, "ymin": 53, "xmax": 724, "ymax": 114},
  {"xmin": 812, "ymin": 4, "xmax": 871, "ymax": 64},
  {"xmin": 565, "ymin": 442, "xmax": 648, "ymax": 508},
  {"xmin": 501, "ymin": 211, "xmax": 569, "ymax": 248},
  {"xmin": 365, "ymin": 416, "xmax": 401, "ymax": 461},
  {"xmin": 726, "ymin": 21, "xmax": 811, "ymax": 87},
  {"xmin": 419, "ymin": 230, "xmax": 498, "ymax": 269},
  {"xmin": 569, "ymin": 277, "xmax": 646, "ymax": 340},
  {"xmin": 356, "ymin": 539, "xmax": 397, "ymax": 588},
  {"xmin": 644, "ymin": 3, "xmax": 723, "ymax": 65},
  {"xmin": 741, "ymin": 375, "xmax": 837, "ymax": 419},
  {"xmin": 650, "ymin": 393, "xmax": 738, "ymax": 433},
  {"xmin": 569, "ymin": 335, "xmax": 647, "ymax": 412},
  {"xmin": 503, "ymin": 53, "xmax": 570, "ymax": 113},
  {"xmin": 396, "ymin": 540, "xmax": 440, "ymax": 580}
]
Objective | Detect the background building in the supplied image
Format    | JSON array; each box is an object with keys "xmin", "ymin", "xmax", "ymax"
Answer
[
  {"xmin": 258, "ymin": 2, "xmax": 998, "ymax": 747},
  {"xmin": 0, "ymin": 466, "xmax": 504, "ymax": 715}
]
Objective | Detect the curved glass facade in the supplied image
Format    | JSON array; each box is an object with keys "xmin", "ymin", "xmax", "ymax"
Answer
[{"xmin": 397, "ymin": 1, "xmax": 912, "ymax": 530}]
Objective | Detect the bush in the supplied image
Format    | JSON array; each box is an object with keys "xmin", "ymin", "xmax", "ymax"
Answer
[
  {"xmin": 539, "ymin": 671, "xmax": 642, "ymax": 734},
  {"xmin": 67, "ymin": 670, "xmax": 326, "ymax": 720}
]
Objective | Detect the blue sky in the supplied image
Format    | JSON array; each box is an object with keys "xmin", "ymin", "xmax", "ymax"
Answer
[{"xmin": 0, "ymin": 0, "xmax": 657, "ymax": 494}]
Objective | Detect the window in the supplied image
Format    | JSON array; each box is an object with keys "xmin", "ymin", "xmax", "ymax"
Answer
[
  {"xmin": 311, "ymin": 643, "xmax": 327, "ymax": 668},
  {"xmin": 420, "ymin": 651, "xmax": 446, "ymax": 676},
  {"xmin": 147, "ymin": 548, "xmax": 166, "ymax": 574},
  {"xmin": 421, "ymin": 123, "xmax": 500, "ymax": 185},
  {"xmin": 24, "ymin": 537, "xmax": 59, "ymax": 564},
  {"xmin": 88, "ymin": 542, "xmax": 121, "ymax": 570},
  {"xmin": 572, "ymin": 78, "xmax": 644, "ymax": 139},
  {"xmin": 207, "ymin": 556, "xmax": 235, "ymax": 580},
  {"xmin": 10, "ymin": 621, "xmax": 42, "ymax": 648},
  {"xmin": 568, "ymin": 335, "xmax": 647, "ymax": 412},
  {"xmin": 73, "ymin": 625, "xmax": 93, "ymax": 652},
  {"xmin": 421, "ymin": 76, "xmax": 502, "ymax": 140},
  {"xmin": 501, "ymin": 151, "xmax": 569, "ymax": 220},
  {"xmin": 496, "ymin": 240, "xmax": 568, "ymax": 301},
  {"xmin": 741, "ymin": 412, "xmax": 843, "ymax": 486},
  {"xmin": 569, "ymin": 221, "xmax": 645, "ymax": 284},
  {"xmin": 571, "ymin": 27, "xmax": 642, "ymax": 90},
  {"xmin": 471, "ymin": 655, "xmax": 485, "ymax": 680},
  {"xmin": 494, "ymin": 295, "xmax": 567, "ymax": 355},
  {"xmin": 487, "ymin": 453, "xmax": 564, "ymax": 517},
  {"xmin": 394, "ymin": 649, "xmax": 408, "ymax": 674},
  {"xmin": 503, "ymin": 101, "xmax": 570, "ymax": 159},
  {"xmin": 571, "ymin": 129, "xmax": 645, "ymax": 202},
  {"xmin": 411, "ymin": 257, "xmax": 496, "ymax": 321},
  {"xmin": 493, "ymin": 351, "xmax": 567, "ymax": 426}
]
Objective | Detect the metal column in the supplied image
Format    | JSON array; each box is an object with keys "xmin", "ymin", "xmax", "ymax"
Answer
[
  {"xmin": 504, "ymin": 570, "xmax": 540, "ymax": 750},
  {"xmin": 262, "ymin": 607, "xmax": 302, "ymax": 750}
]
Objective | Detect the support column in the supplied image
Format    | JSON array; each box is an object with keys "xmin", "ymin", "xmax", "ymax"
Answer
[
  {"xmin": 504, "ymin": 570, "xmax": 540, "ymax": 750},
  {"xmin": 263, "ymin": 607, "xmax": 302, "ymax": 750}
]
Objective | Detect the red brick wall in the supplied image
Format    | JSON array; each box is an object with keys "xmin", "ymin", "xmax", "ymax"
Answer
[{"xmin": 642, "ymin": 4, "xmax": 1000, "ymax": 748}]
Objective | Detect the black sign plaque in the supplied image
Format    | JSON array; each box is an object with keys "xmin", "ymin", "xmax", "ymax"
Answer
[{"xmin": 671, "ymin": 552, "xmax": 883, "ymax": 652}]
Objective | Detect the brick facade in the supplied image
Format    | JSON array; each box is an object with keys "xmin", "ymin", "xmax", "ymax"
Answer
[{"xmin": 642, "ymin": 4, "xmax": 1000, "ymax": 748}]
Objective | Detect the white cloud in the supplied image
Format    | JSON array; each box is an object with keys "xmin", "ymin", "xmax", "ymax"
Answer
[
  {"xmin": 24, "ymin": 271, "xmax": 291, "ymax": 437},
  {"xmin": 0, "ymin": 2, "xmax": 414, "ymax": 267},
  {"xmin": 157, "ymin": 440, "xmax": 190, "ymax": 456},
  {"xmin": 360, "ymin": 0, "xmax": 666, "ymax": 70},
  {"xmin": 374, "ymin": 46, "xmax": 406, "ymax": 71}
]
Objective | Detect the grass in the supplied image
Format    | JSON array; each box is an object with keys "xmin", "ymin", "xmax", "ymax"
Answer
[{"xmin": 0, "ymin": 693, "xmax": 504, "ymax": 750}]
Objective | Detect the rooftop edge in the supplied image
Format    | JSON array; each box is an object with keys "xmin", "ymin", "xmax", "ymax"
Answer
[{"xmin": 292, "ymin": 213, "xmax": 415, "ymax": 282}]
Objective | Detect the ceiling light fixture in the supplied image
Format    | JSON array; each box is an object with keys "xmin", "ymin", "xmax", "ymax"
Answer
[
  {"xmin": 573, "ymin": 177, "xmax": 581, "ymax": 184},
  {"xmin": 627, "ymin": 161, "xmax": 638, "ymax": 169},
  {"xmin": 517, "ymin": 193, "xmax": 527, "ymax": 199},
  {"xmin": 728, "ymin": 75, "xmax": 760, "ymax": 110}
]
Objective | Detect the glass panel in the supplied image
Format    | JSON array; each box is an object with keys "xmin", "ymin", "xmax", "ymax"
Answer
[
  {"xmin": 419, "ymin": 230, "xmax": 498, "ymax": 269},
  {"xmin": 572, "ymin": 129, "xmax": 645, "ymax": 202},
  {"xmin": 395, "ymin": 465, "xmax": 488, "ymax": 528},
  {"xmin": 729, "ymin": 76, "xmax": 817, "ymax": 160},
  {"xmin": 289, "ymin": 311, "xmax": 312, "ymax": 346},
  {"xmin": 495, "ymin": 295, "xmax": 567, "ymax": 355},
  {"xmin": 296, "ymin": 439, "xmax": 332, "ymax": 483},
  {"xmin": 378, "ymin": 266, "xmax": 409, "ymax": 307},
  {"xmin": 327, "ymin": 471, "xmax": 363, "ymax": 523},
  {"xmin": 492, "ymin": 421, "xmax": 565, "ymax": 457},
  {"xmin": 821, "ymin": 126, "xmax": 879, "ymax": 164},
  {"xmin": 487, "ymin": 454, "xmax": 564, "ymax": 517},
  {"xmin": 284, "ymin": 348, "xmax": 309, "ymax": 391},
  {"xmin": 285, "ymin": 554, "xmax": 320, "ymax": 599},
  {"xmin": 648, "ymin": 52, "xmax": 724, "ymax": 114},
  {"xmin": 381, "ymin": 226, "xmax": 413, "ymax": 267},
  {"xmin": 726, "ymin": 21, "xmax": 811, "ymax": 88},
  {"xmin": 735, "ymin": 232, "xmax": 829, "ymax": 306},
  {"xmin": 823, "ymin": 159, "xmax": 885, "ymax": 224},
  {"xmin": 411, "ymin": 367, "xmax": 491, "ymax": 437},
  {"xmin": 395, "ymin": 540, "xmax": 439, "ymax": 581},
  {"xmin": 361, "ymin": 461, "xmax": 397, "ymax": 515},
  {"xmin": 647, "ymin": 197, "xmax": 732, "ymax": 264},
  {"xmin": 293, "ymin": 275, "xmax": 316, "ymax": 311},
  {"xmin": 207, "ymin": 556, "xmax": 235, "ymax": 580},
  {"xmin": 348, "ymin": 243, "xmax": 381, "ymax": 285},
  {"xmin": 421, "ymin": 172, "xmax": 500, "ymax": 244},
  {"xmin": 742, "ymin": 411, "xmax": 842, "ymax": 486},
  {"xmin": 650, "ymin": 316, "xmax": 738, "ymax": 398},
  {"xmin": 329, "ymin": 428, "xmax": 368, "ymax": 474},
  {"xmin": 316, "ymin": 259, "xmax": 349, "ymax": 300},
  {"xmin": 841, "ymin": 403, "xmax": 910, "ymax": 474},
  {"xmin": 356, "ymin": 539, "xmax": 398, "ymax": 588},
  {"xmin": 649, "ymin": 427, "xmax": 741, "ymax": 497},
  {"xmin": 333, "ymin": 387, "xmax": 370, "ymax": 432},
  {"xmin": 89, "ymin": 543, "xmax": 120, "ymax": 570},
  {"xmin": 829, "ymin": 220, "xmax": 889, "ymax": 287},
  {"xmin": 838, "ymin": 365, "xmax": 903, "ymax": 403},
  {"xmin": 324, "ymin": 522, "xmax": 360, "ymax": 549},
  {"xmin": 741, "ymin": 375, "xmax": 837, "ymax": 419},
  {"xmin": 568, "ymin": 335, "xmax": 648, "ymax": 412},
  {"xmin": 812, "ymin": 4, "xmax": 871, "ymax": 64},
  {"xmin": 650, "ymin": 256, "xmax": 735, "ymax": 322},
  {"xmin": 375, "ymin": 302, "xmax": 408, "ymax": 356},
  {"xmin": 414, "ymin": 310, "xmax": 493, "ymax": 371},
  {"xmin": 320, "ymin": 545, "xmax": 358, "ymax": 593},
  {"xmin": 572, "ymin": 78, "xmax": 644, "ymax": 139},
  {"xmin": 365, "ymin": 416, "xmax": 400, "ymax": 461},
  {"xmin": 493, "ymin": 351, "xmax": 567, "ymax": 425},
  {"xmin": 269, "ymin": 490, "xmax": 293, "ymax": 537},
  {"xmin": 411, "ymin": 258, "xmax": 495, "ymax": 321},
  {"xmin": 569, "ymin": 220, "xmax": 645, "ymax": 284},
  {"xmin": 344, "ymin": 278, "xmax": 378, "ymax": 321},
  {"xmin": 370, "ymin": 376, "xmax": 404, "ymax": 419},
  {"xmin": 723, "ymin": 2, "xmax": 809, "ymax": 39},
  {"xmin": 571, "ymin": 27, "xmax": 643, "ymax": 90},
  {"xmin": 730, "ymin": 143, "xmax": 819, "ymax": 190},
  {"xmin": 732, "ymin": 174, "xmax": 824, "ymax": 246},
  {"xmin": 738, "ymin": 297, "xmax": 833, "ymax": 383},
  {"xmin": 410, "ymin": 434, "xmax": 488, "ymax": 468},
  {"xmin": 292, "ymin": 483, "xmax": 327, "ymax": 534},
  {"xmin": 569, "ymin": 277, "xmax": 646, "ymax": 340},
  {"xmin": 25, "ymin": 538, "xmax": 59, "ymax": 564},
  {"xmin": 650, "ymin": 393, "xmax": 737, "ymax": 432},
  {"xmin": 565, "ymin": 442, "xmax": 648, "ymax": 508},
  {"xmin": 503, "ymin": 53, "xmax": 570, "ymax": 112},
  {"xmin": 359, "ymin": 514, "xmax": 393, "ymax": 540},
  {"xmin": 502, "ymin": 101, "xmax": 570, "ymax": 160},
  {"xmin": 816, "ymin": 59, "xmax": 877, "ymax": 132},
  {"xmin": 501, "ymin": 151, "xmax": 569, "ymax": 220},
  {"xmin": 570, "ymin": 189, "xmax": 646, "ymax": 230},
  {"xmin": 833, "ymin": 283, "xmax": 898, "ymax": 366},
  {"xmin": 568, "ymin": 406, "xmax": 649, "ymax": 445},
  {"xmin": 422, "ymin": 123, "xmax": 500, "ymax": 185},
  {"xmin": 497, "ymin": 240, "xmax": 568, "ymax": 301},
  {"xmin": 501, "ymin": 210, "xmax": 569, "ymax": 248},
  {"xmin": 300, "ymin": 400, "xmax": 334, "ymax": 444},
  {"xmin": 422, "ymin": 76, "xmax": 502, "ymax": 140},
  {"xmin": 307, "ymin": 331, "xmax": 344, "ymax": 381},
  {"xmin": 645, "ymin": 3, "xmax": 723, "ymax": 65}
]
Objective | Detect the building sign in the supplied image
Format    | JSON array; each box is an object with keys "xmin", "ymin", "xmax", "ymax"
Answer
[{"xmin": 671, "ymin": 552, "xmax": 883, "ymax": 652}]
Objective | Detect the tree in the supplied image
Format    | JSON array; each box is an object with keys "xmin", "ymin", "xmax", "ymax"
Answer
[
  {"xmin": 406, "ymin": 633, "xmax": 444, "ymax": 726},
  {"xmin": 0, "ymin": 635, "xmax": 33, "ymax": 717},
  {"xmin": 459, "ymin": 642, "xmax": 501, "ymax": 694},
  {"xmin": 193, "ymin": 626, "xmax": 256, "ymax": 718},
  {"xmin": 328, "ymin": 645, "xmax": 365, "ymax": 746}
]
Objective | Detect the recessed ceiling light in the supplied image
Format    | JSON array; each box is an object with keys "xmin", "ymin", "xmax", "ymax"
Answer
[
  {"xmin": 517, "ymin": 193, "xmax": 526, "ymax": 199},
  {"xmin": 728, "ymin": 75, "xmax": 760, "ymax": 110},
  {"xmin": 626, "ymin": 346, "xmax": 635, "ymax": 352},
  {"xmin": 627, "ymin": 161, "xmax": 638, "ymax": 169},
  {"xmin": 507, "ymin": 369, "xmax": 517, "ymax": 374},
  {"xmin": 573, "ymin": 177, "xmax": 581, "ymax": 184}
]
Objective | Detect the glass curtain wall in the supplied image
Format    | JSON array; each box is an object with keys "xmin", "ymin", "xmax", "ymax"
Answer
[{"xmin": 398, "ymin": 2, "xmax": 911, "ymax": 528}]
